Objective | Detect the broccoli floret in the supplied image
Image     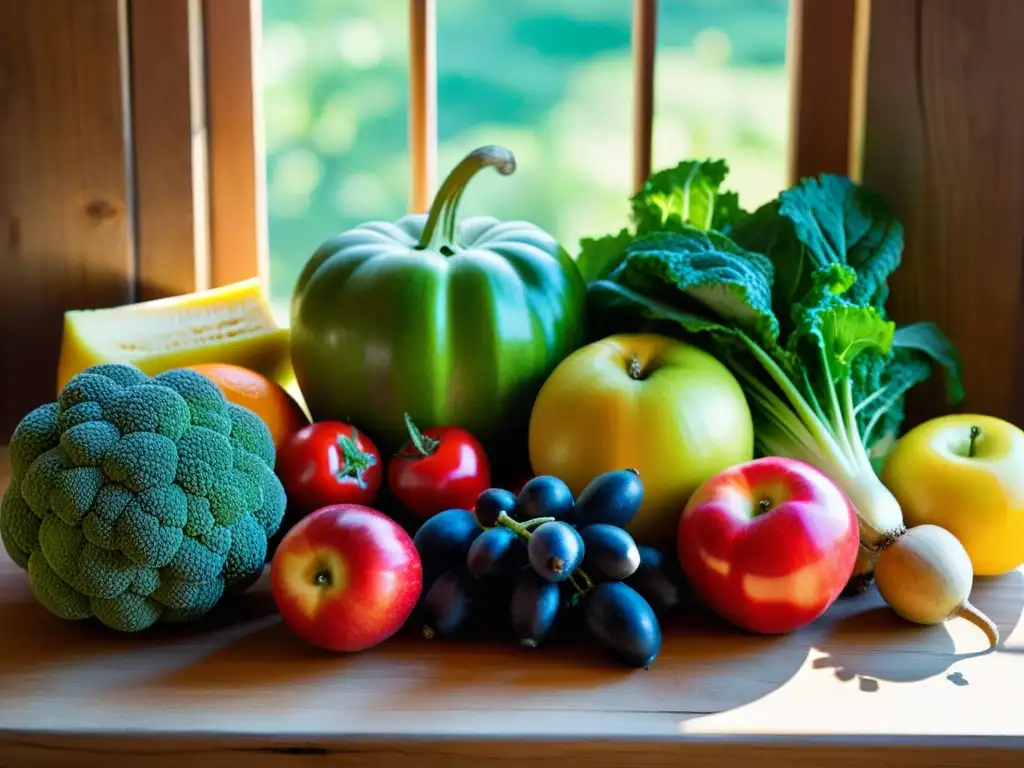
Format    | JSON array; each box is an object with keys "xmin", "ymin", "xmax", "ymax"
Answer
[{"xmin": 0, "ymin": 363, "xmax": 287, "ymax": 632}]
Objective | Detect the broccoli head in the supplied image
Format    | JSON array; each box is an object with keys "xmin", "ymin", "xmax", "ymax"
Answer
[{"xmin": 0, "ymin": 363, "xmax": 287, "ymax": 632}]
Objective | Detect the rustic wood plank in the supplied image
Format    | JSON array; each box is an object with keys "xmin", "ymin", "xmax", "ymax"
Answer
[
  {"xmin": 786, "ymin": 0, "xmax": 858, "ymax": 181},
  {"xmin": 1, "ymin": 735, "xmax": 1022, "ymax": 768},
  {"xmin": 859, "ymin": 0, "xmax": 1024, "ymax": 426},
  {"xmin": 2, "ymin": 447, "xmax": 1023, "ymax": 766},
  {"xmin": 0, "ymin": 0, "xmax": 134, "ymax": 442},
  {"xmin": 203, "ymin": 0, "xmax": 267, "ymax": 286},
  {"xmin": 129, "ymin": 0, "xmax": 209, "ymax": 301}
]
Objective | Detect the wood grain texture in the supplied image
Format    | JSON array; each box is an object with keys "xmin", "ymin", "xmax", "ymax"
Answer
[
  {"xmin": 203, "ymin": 0, "xmax": 267, "ymax": 287},
  {"xmin": 0, "ymin": 0, "xmax": 134, "ymax": 443},
  {"xmin": 786, "ymin": 0, "xmax": 858, "ymax": 181},
  {"xmin": 859, "ymin": 0, "xmax": 1024, "ymax": 425},
  {"xmin": 1, "ymin": 736, "xmax": 1022, "ymax": 768},
  {"xmin": 1, "ymin": 448, "xmax": 1023, "ymax": 766},
  {"xmin": 129, "ymin": 0, "xmax": 208, "ymax": 300},
  {"xmin": 631, "ymin": 0, "xmax": 657, "ymax": 192},
  {"xmin": 408, "ymin": 0, "xmax": 437, "ymax": 214}
]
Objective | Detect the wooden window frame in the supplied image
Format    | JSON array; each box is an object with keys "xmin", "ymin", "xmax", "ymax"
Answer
[
  {"xmin": 127, "ymin": 0, "xmax": 862, "ymax": 285},
  {"xmin": 0, "ymin": 0, "xmax": 269, "ymax": 439},
  {"xmin": 9, "ymin": 0, "xmax": 1022, "ymax": 439},
  {"xmin": 0, "ymin": 0, "xmax": 861, "ymax": 440},
  {"xmin": 169, "ymin": 0, "xmax": 860, "ymax": 281}
]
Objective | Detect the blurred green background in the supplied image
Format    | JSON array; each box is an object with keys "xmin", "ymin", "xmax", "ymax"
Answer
[{"xmin": 260, "ymin": 0, "xmax": 791, "ymax": 314}]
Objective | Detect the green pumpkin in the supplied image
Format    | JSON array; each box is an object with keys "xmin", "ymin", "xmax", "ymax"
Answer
[{"xmin": 289, "ymin": 145, "xmax": 587, "ymax": 462}]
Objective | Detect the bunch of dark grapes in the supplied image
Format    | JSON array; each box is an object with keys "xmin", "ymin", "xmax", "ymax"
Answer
[{"xmin": 411, "ymin": 469, "xmax": 687, "ymax": 669}]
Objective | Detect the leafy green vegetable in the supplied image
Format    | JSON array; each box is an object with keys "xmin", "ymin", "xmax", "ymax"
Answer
[
  {"xmin": 630, "ymin": 158, "xmax": 747, "ymax": 234},
  {"xmin": 892, "ymin": 321, "xmax": 966, "ymax": 403},
  {"xmin": 576, "ymin": 159, "xmax": 747, "ymax": 282},
  {"xmin": 581, "ymin": 163, "xmax": 965, "ymax": 556},
  {"xmin": 732, "ymin": 174, "xmax": 902, "ymax": 311},
  {"xmin": 577, "ymin": 228, "xmax": 635, "ymax": 285}
]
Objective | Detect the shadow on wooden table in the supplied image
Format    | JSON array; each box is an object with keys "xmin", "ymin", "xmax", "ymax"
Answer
[
  {"xmin": 139, "ymin": 610, "xmax": 362, "ymax": 691},
  {"xmin": 810, "ymin": 570, "xmax": 1024, "ymax": 691},
  {"xmin": 0, "ymin": 570, "xmax": 281, "ymax": 675},
  {"xmin": 3, "ymin": 562, "xmax": 1020, "ymax": 724},
  {"xmin": 110, "ymin": 588, "xmax": 824, "ymax": 719}
]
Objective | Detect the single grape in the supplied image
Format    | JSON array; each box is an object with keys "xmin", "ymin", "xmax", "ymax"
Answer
[
  {"xmin": 516, "ymin": 475, "xmax": 575, "ymax": 522},
  {"xmin": 580, "ymin": 523, "xmax": 641, "ymax": 581},
  {"xmin": 527, "ymin": 521, "xmax": 585, "ymax": 582},
  {"xmin": 474, "ymin": 487, "xmax": 518, "ymax": 527},
  {"xmin": 466, "ymin": 525, "xmax": 526, "ymax": 578},
  {"xmin": 626, "ymin": 545, "xmax": 688, "ymax": 616},
  {"xmin": 419, "ymin": 569, "xmax": 478, "ymax": 639},
  {"xmin": 413, "ymin": 508, "xmax": 483, "ymax": 586},
  {"xmin": 510, "ymin": 567, "xmax": 561, "ymax": 647},
  {"xmin": 584, "ymin": 581, "xmax": 662, "ymax": 668},
  {"xmin": 572, "ymin": 469, "xmax": 644, "ymax": 528}
]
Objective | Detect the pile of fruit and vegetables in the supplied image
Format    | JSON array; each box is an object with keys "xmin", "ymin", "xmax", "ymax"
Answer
[{"xmin": 3, "ymin": 145, "xmax": 1022, "ymax": 669}]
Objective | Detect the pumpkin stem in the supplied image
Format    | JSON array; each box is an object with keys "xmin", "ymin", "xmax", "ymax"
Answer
[{"xmin": 416, "ymin": 145, "xmax": 517, "ymax": 251}]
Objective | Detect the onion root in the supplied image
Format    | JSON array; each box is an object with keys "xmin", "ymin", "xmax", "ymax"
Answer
[
  {"xmin": 951, "ymin": 602, "xmax": 1000, "ymax": 649},
  {"xmin": 874, "ymin": 524, "xmax": 999, "ymax": 649}
]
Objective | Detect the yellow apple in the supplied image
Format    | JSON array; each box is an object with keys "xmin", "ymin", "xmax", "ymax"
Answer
[
  {"xmin": 880, "ymin": 414, "xmax": 1024, "ymax": 576},
  {"xmin": 527, "ymin": 333, "xmax": 754, "ymax": 548}
]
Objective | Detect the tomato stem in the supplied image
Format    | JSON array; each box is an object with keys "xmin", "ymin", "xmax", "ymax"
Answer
[
  {"xmin": 335, "ymin": 427, "xmax": 378, "ymax": 489},
  {"xmin": 415, "ymin": 145, "xmax": 517, "ymax": 251},
  {"xmin": 398, "ymin": 412, "xmax": 440, "ymax": 458}
]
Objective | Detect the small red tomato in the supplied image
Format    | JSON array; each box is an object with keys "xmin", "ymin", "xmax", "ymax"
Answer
[
  {"xmin": 388, "ymin": 413, "xmax": 491, "ymax": 520},
  {"xmin": 276, "ymin": 421, "xmax": 382, "ymax": 513}
]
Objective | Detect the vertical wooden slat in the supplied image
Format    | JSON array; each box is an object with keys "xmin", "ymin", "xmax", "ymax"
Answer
[
  {"xmin": 409, "ymin": 0, "xmax": 437, "ymax": 213},
  {"xmin": 0, "ymin": 0, "xmax": 134, "ymax": 440},
  {"xmin": 786, "ymin": 0, "xmax": 858, "ymax": 182},
  {"xmin": 129, "ymin": 0, "xmax": 209, "ymax": 301},
  {"xmin": 203, "ymin": 0, "xmax": 267, "ymax": 287},
  {"xmin": 860, "ymin": 0, "xmax": 1024, "ymax": 425},
  {"xmin": 846, "ymin": 0, "xmax": 872, "ymax": 180},
  {"xmin": 631, "ymin": 0, "xmax": 657, "ymax": 192}
]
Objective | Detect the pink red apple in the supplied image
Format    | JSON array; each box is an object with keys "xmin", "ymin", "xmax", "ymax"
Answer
[
  {"xmin": 271, "ymin": 504, "xmax": 422, "ymax": 652},
  {"xmin": 677, "ymin": 456, "xmax": 859, "ymax": 634}
]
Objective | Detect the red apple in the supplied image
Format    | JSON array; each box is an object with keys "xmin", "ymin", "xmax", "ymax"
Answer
[
  {"xmin": 271, "ymin": 504, "xmax": 422, "ymax": 652},
  {"xmin": 677, "ymin": 456, "xmax": 859, "ymax": 634}
]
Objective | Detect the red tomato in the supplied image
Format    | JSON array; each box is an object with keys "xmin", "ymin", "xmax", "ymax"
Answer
[
  {"xmin": 276, "ymin": 421, "xmax": 383, "ymax": 513},
  {"xmin": 388, "ymin": 414, "xmax": 491, "ymax": 520}
]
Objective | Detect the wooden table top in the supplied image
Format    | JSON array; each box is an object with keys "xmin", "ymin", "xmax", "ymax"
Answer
[{"xmin": 1, "ymin": 446, "xmax": 1023, "ymax": 767}]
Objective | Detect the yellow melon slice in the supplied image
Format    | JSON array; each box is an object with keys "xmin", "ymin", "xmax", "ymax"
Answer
[{"xmin": 57, "ymin": 278, "xmax": 296, "ymax": 396}]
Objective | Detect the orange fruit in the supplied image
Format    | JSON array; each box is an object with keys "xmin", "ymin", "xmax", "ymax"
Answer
[{"xmin": 185, "ymin": 362, "xmax": 309, "ymax": 450}]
